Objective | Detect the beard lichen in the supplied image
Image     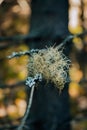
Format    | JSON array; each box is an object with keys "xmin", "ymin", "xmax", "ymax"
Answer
[{"xmin": 28, "ymin": 46, "xmax": 70, "ymax": 91}]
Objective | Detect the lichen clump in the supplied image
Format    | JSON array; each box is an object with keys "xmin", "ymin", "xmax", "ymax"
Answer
[{"xmin": 28, "ymin": 46, "xmax": 70, "ymax": 91}]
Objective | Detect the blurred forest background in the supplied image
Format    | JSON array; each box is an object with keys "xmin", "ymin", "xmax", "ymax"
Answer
[{"xmin": 0, "ymin": 0, "xmax": 87, "ymax": 130}]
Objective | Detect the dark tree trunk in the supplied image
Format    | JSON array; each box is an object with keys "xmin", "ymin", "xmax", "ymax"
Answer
[
  {"xmin": 25, "ymin": 0, "xmax": 71, "ymax": 130},
  {"xmin": 27, "ymin": 0, "xmax": 70, "ymax": 49}
]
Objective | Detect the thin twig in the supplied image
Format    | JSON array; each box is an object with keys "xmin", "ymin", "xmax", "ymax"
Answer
[
  {"xmin": 17, "ymin": 74, "xmax": 42, "ymax": 130},
  {"xmin": 7, "ymin": 49, "xmax": 40, "ymax": 59},
  {"xmin": 58, "ymin": 31, "xmax": 87, "ymax": 49},
  {"xmin": 17, "ymin": 85, "xmax": 35, "ymax": 130}
]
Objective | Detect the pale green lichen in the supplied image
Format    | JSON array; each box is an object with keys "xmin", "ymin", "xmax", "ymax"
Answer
[{"xmin": 28, "ymin": 46, "xmax": 70, "ymax": 91}]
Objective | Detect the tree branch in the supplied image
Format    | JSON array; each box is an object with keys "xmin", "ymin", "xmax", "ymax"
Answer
[
  {"xmin": 0, "ymin": 31, "xmax": 87, "ymax": 49},
  {"xmin": 0, "ymin": 80, "xmax": 25, "ymax": 89},
  {"xmin": 58, "ymin": 31, "xmax": 87, "ymax": 48},
  {"xmin": 0, "ymin": 35, "xmax": 29, "ymax": 42},
  {"xmin": 0, "ymin": 78, "xmax": 87, "ymax": 89}
]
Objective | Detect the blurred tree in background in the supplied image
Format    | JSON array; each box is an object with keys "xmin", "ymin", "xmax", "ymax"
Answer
[{"xmin": 0, "ymin": 0, "xmax": 30, "ymax": 129}]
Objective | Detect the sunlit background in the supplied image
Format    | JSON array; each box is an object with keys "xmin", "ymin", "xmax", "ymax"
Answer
[
  {"xmin": 69, "ymin": 0, "xmax": 87, "ymax": 129},
  {"xmin": 0, "ymin": 0, "xmax": 87, "ymax": 129}
]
